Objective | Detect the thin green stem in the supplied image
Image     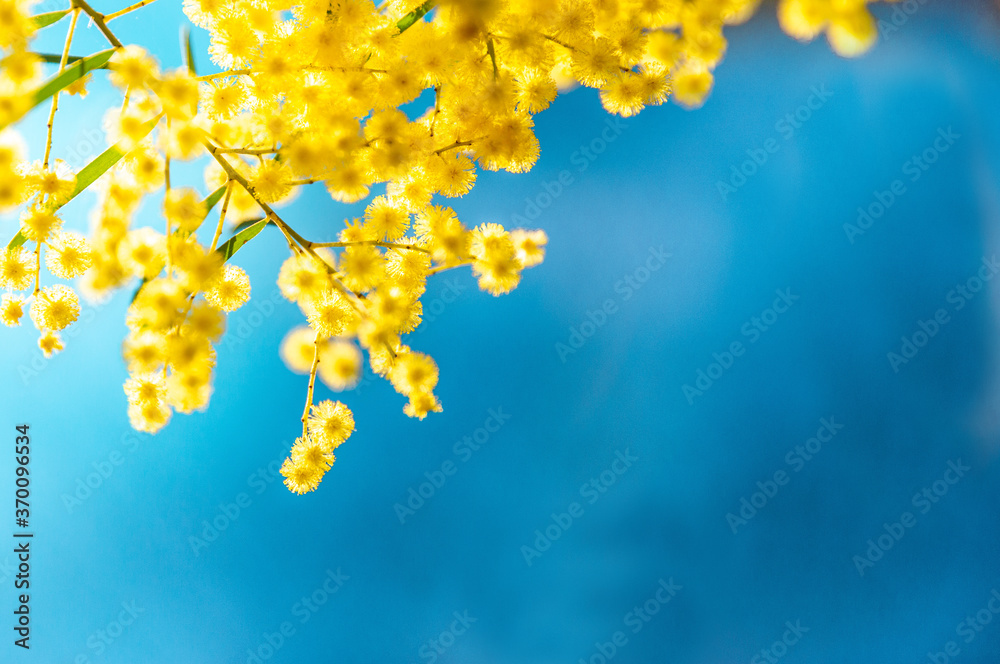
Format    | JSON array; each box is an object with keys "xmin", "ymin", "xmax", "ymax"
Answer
[
  {"xmin": 201, "ymin": 140, "xmax": 367, "ymax": 312},
  {"xmin": 434, "ymin": 139, "xmax": 474, "ymax": 155},
  {"xmin": 427, "ymin": 262, "xmax": 470, "ymax": 276},
  {"xmin": 105, "ymin": 0, "xmax": 159, "ymax": 21},
  {"xmin": 217, "ymin": 147, "xmax": 279, "ymax": 155},
  {"xmin": 31, "ymin": 243, "xmax": 41, "ymax": 296},
  {"xmin": 196, "ymin": 69, "xmax": 250, "ymax": 81},
  {"xmin": 164, "ymin": 118, "xmax": 172, "ymax": 275},
  {"xmin": 208, "ymin": 181, "xmax": 233, "ymax": 252},
  {"xmin": 310, "ymin": 240, "xmax": 429, "ymax": 254},
  {"xmin": 43, "ymin": 8, "xmax": 80, "ymax": 169},
  {"xmin": 301, "ymin": 332, "xmax": 321, "ymax": 439},
  {"xmin": 71, "ymin": 0, "xmax": 123, "ymax": 49}
]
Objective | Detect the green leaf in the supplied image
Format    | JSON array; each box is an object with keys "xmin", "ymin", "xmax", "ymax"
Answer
[
  {"xmin": 231, "ymin": 217, "xmax": 267, "ymax": 234},
  {"xmin": 396, "ymin": 0, "xmax": 436, "ymax": 33},
  {"xmin": 34, "ymin": 53, "xmax": 86, "ymax": 65},
  {"xmin": 215, "ymin": 219, "xmax": 268, "ymax": 263},
  {"xmin": 0, "ymin": 49, "xmax": 114, "ymax": 131},
  {"xmin": 487, "ymin": 38, "xmax": 498, "ymax": 79},
  {"xmin": 181, "ymin": 26, "xmax": 197, "ymax": 75},
  {"xmin": 4, "ymin": 49, "xmax": 116, "ymax": 130},
  {"xmin": 202, "ymin": 184, "xmax": 227, "ymax": 215},
  {"xmin": 5, "ymin": 116, "xmax": 160, "ymax": 253},
  {"xmin": 5, "ymin": 232, "xmax": 27, "ymax": 252},
  {"xmin": 69, "ymin": 116, "xmax": 159, "ymax": 200},
  {"xmin": 32, "ymin": 9, "xmax": 70, "ymax": 29},
  {"xmin": 129, "ymin": 276, "xmax": 149, "ymax": 304}
]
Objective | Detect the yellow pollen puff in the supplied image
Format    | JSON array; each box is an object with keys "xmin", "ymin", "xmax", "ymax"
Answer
[
  {"xmin": 389, "ymin": 350, "xmax": 439, "ymax": 396},
  {"xmin": 280, "ymin": 326, "xmax": 320, "ymax": 373},
  {"xmin": 38, "ymin": 330, "xmax": 63, "ymax": 357},
  {"xmin": 109, "ymin": 45, "xmax": 160, "ymax": 90},
  {"xmin": 364, "ymin": 195, "xmax": 411, "ymax": 241},
  {"xmin": 318, "ymin": 340, "xmax": 363, "ymax": 391},
  {"xmin": 511, "ymin": 229, "xmax": 548, "ymax": 267},
  {"xmin": 29, "ymin": 284, "xmax": 80, "ymax": 332},
  {"xmin": 20, "ymin": 159, "xmax": 76, "ymax": 204},
  {"xmin": 123, "ymin": 330, "xmax": 166, "ymax": 373},
  {"xmin": 124, "ymin": 372, "xmax": 167, "ymax": 406},
  {"xmin": 280, "ymin": 454, "xmax": 325, "ymax": 494},
  {"xmin": 404, "ymin": 389, "xmax": 442, "ymax": 420},
  {"xmin": 671, "ymin": 64, "xmax": 714, "ymax": 108},
  {"xmin": 45, "ymin": 231, "xmax": 94, "ymax": 279},
  {"xmin": 247, "ymin": 159, "xmax": 293, "ymax": 204},
  {"xmin": 19, "ymin": 205, "xmax": 62, "ymax": 243},
  {"xmin": 120, "ymin": 227, "xmax": 167, "ymax": 279},
  {"xmin": 186, "ymin": 301, "xmax": 227, "ymax": 341},
  {"xmin": 128, "ymin": 400, "xmax": 172, "ymax": 434},
  {"xmin": 155, "ymin": 69, "xmax": 200, "ymax": 120},
  {"xmin": 470, "ymin": 223, "xmax": 524, "ymax": 296},
  {"xmin": 278, "ymin": 253, "xmax": 333, "ymax": 304},
  {"xmin": 338, "ymin": 245, "xmax": 384, "ymax": 293},
  {"xmin": 164, "ymin": 188, "xmax": 207, "ymax": 232},
  {"xmin": 305, "ymin": 290, "xmax": 355, "ymax": 339},
  {"xmin": 0, "ymin": 293, "xmax": 24, "ymax": 327},
  {"xmin": 307, "ymin": 400, "xmax": 356, "ymax": 449},
  {"xmin": 0, "ymin": 246, "xmax": 35, "ymax": 291},
  {"xmin": 205, "ymin": 264, "xmax": 251, "ymax": 312}
]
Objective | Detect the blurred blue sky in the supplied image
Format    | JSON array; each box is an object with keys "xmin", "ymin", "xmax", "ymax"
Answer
[{"xmin": 3, "ymin": 1, "xmax": 1000, "ymax": 662}]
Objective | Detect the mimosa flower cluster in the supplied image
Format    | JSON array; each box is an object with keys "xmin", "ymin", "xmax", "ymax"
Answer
[{"xmin": 0, "ymin": 0, "xmax": 896, "ymax": 493}]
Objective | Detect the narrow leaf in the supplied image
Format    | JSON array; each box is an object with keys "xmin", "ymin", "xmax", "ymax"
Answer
[
  {"xmin": 69, "ymin": 117, "xmax": 159, "ymax": 200},
  {"xmin": 6, "ymin": 232, "xmax": 27, "ymax": 252},
  {"xmin": 231, "ymin": 217, "xmax": 267, "ymax": 234},
  {"xmin": 396, "ymin": 0, "xmax": 436, "ymax": 33},
  {"xmin": 5, "ymin": 116, "xmax": 160, "ymax": 252},
  {"xmin": 202, "ymin": 184, "xmax": 227, "ymax": 215},
  {"xmin": 35, "ymin": 53, "xmax": 86, "ymax": 65},
  {"xmin": 487, "ymin": 38, "xmax": 498, "ymax": 79},
  {"xmin": 215, "ymin": 219, "xmax": 267, "ymax": 262},
  {"xmin": 181, "ymin": 26, "xmax": 197, "ymax": 75},
  {"xmin": 0, "ymin": 49, "xmax": 114, "ymax": 132},
  {"xmin": 32, "ymin": 9, "xmax": 70, "ymax": 29},
  {"xmin": 129, "ymin": 277, "xmax": 149, "ymax": 304},
  {"xmin": 18, "ymin": 49, "xmax": 115, "ymax": 126}
]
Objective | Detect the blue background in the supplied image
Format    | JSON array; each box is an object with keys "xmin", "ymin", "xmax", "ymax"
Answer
[{"xmin": 3, "ymin": 1, "xmax": 1000, "ymax": 662}]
